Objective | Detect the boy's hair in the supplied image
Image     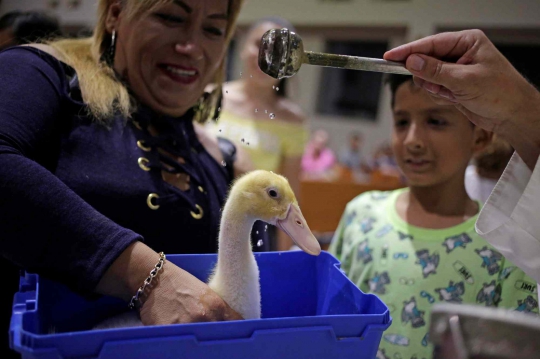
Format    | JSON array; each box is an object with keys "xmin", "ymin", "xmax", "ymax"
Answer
[
  {"xmin": 0, "ymin": 10, "xmax": 62, "ymax": 44},
  {"xmin": 385, "ymin": 74, "xmax": 414, "ymax": 108}
]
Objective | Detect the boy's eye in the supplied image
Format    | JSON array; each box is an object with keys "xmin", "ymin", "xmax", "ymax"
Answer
[
  {"xmin": 155, "ymin": 13, "xmax": 185, "ymax": 24},
  {"xmin": 428, "ymin": 118, "xmax": 447, "ymax": 126},
  {"xmin": 394, "ymin": 119, "xmax": 409, "ymax": 128},
  {"xmin": 205, "ymin": 27, "xmax": 224, "ymax": 36}
]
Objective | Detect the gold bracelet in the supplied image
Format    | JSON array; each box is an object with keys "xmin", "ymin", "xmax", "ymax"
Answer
[{"xmin": 128, "ymin": 252, "xmax": 166, "ymax": 310}]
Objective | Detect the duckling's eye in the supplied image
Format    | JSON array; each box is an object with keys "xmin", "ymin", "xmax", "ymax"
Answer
[{"xmin": 267, "ymin": 189, "xmax": 278, "ymax": 198}]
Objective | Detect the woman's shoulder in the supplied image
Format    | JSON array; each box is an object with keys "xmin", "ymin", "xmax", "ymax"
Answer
[{"xmin": 276, "ymin": 98, "xmax": 306, "ymax": 125}]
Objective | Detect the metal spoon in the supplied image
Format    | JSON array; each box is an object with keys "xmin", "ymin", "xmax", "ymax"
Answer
[{"xmin": 258, "ymin": 28, "xmax": 411, "ymax": 79}]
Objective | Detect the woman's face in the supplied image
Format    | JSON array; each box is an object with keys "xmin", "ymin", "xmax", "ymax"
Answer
[
  {"xmin": 241, "ymin": 21, "xmax": 281, "ymax": 86},
  {"xmin": 108, "ymin": 0, "xmax": 230, "ymax": 117}
]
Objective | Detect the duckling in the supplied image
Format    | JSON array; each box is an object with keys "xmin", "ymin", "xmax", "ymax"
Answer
[{"xmin": 94, "ymin": 170, "xmax": 320, "ymax": 328}]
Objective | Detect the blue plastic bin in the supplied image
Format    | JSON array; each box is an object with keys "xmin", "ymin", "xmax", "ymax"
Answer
[{"xmin": 10, "ymin": 251, "xmax": 391, "ymax": 359}]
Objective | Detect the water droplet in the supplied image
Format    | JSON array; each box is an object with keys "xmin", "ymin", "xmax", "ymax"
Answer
[
  {"xmin": 256, "ymin": 231, "xmax": 259, "ymax": 234},
  {"xmin": 265, "ymin": 225, "xmax": 268, "ymax": 231},
  {"xmin": 226, "ymin": 90, "xmax": 228, "ymax": 94},
  {"xmin": 272, "ymin": 85, "xmax": 275, "ymax": 89},
  {"xmin": 250, "ymin": 75, "xmax": 253, "ymax": 78},
  {"xmin": 219, "ymin": 129, "xmax": 222, "ymax": 132},
  {"xmin": 255, "ymin": 108, "xmax": 258, "ymax": 113},
  {"xmin": 247, "ymin": 142, "xmax": 250, "ymax": 146},
  {"xmin": 221, "ymin": 160, "xmax": 226, "ymax": 167},
  {"xmin": 269, "ymin": 113, "xmax": 275, "ymax": 119},
  {"xmin": 265, "ymin": 110, "xmax": 268, "ymax": 114},
  {"xmin": 241, "ymin": 138, "xmax": 245, "ymax": 142},
  {"xmin": 276, "ymin": 87, "xmax": 280, "ymax": 91},
  {"xmin": 257, "ymin": 239, "xmax": 263, "ymax": 247},
  {"xmin": 240, "ymin": 72, "xmax": 243, "ymax": 77},
  {"xmin": 218, "ymin": 107, "xmax": 221, "ymax": 112}
]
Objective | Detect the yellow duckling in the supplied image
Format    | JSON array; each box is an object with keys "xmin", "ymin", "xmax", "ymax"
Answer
[
  {"xmin": 94, "ymin": 170, "xmax": 320, "ymax": 328},
  {"xmin": 208, "ymin": 170, "xmax": 321, "ymax": 319}
]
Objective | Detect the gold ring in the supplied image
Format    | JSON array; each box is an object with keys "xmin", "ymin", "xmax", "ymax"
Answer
[
  {"xmin": 137, "ymin": 140, "xmax": 151, "ymax": 152},
  {"xmin": 190, "ymin": 204, "xmax": 204, "ymax": 219},
  {"xmin": 147, "ymin": 193, "xmax": 159, "ymax": 210},
  {"xmin": 138, "ymin": 157, "xmax": 151, "ymax": 171}
]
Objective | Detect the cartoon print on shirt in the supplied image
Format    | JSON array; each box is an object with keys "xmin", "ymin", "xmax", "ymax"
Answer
[
  {"xmin": 435, "ymin": 281, "xmax": 465, "ymax": 303},
  {"xmin": 442, "ymin": 233, "xmax": 472, "ymax": 253},
  {"xmin": 475, "ymin": 246, "xmax": 503, "ymax": 276},
  {"xmin": 369, "ymin": 271, "xmax": 391, "ymax": 294},
  {"xmin": 476, "ymin": 280, "xmax": 502, "ymax": 306},
  {"xmin": 415, "ymin": 249, "xmax": 439, "ymax": 278},
  {"xmin": 401, "ymin": 297, "xmax": 426, "ymax": 328},
  {"xmin": 515, "ymin": 295, "xmax": 539, "ymax": 314},
  {"xmin": 356, "ymin": 239, "xmax": 373, "ymax": 264}
]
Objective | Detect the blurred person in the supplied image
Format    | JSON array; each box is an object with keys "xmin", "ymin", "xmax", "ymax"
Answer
[
  {"xmin": 301, "ymin": 129, "xmax": 337, "ymax": 180},
  {"xmin": 338, "ymin": 132, "xmax": 370, "ymax": 173},
  {"xmin": 0, "ymin": 10, "xmax": 61, "ymax": 51},
  {"xmin": 465, "ymin": 136, "xmax": 514, "ymax": 203},
  {"xmin": 208, "ymin": 17, "xmax": 308, "ymax": 251}
]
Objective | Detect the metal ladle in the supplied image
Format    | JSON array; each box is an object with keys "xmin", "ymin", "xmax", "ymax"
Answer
[{"xmin": 258, "ymin": 28, "xmax": 411, "ymax": 79}]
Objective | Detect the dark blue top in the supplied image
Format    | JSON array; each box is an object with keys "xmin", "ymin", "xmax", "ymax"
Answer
[{"xmin": 0, "ymin": 47, "xmax": 263, "ymax": 295}]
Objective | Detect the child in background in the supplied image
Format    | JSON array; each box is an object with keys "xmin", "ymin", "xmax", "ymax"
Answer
[
  {"xmin": 465, "ymin": 135, "xmax": 514, "ymax": 203},
  {"xmin": 329, "ymin": 75, "xmax": 538, "ymax": 359}
]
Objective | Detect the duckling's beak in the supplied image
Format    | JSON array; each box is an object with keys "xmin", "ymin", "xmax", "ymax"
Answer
[{"xmin": 276, "ymin": 204, "xmax": 321, "ymax": 256}]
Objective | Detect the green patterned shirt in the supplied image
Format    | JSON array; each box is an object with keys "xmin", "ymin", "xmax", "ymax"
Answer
[{"xmin": 329, "ymin": 188, "xmax": 538, "ymax": 359}]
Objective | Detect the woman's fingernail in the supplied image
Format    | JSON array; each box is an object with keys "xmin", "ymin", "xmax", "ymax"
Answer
[{"xmin": 409, "ymin": 55, "xmax": 425, "ymax": 71}]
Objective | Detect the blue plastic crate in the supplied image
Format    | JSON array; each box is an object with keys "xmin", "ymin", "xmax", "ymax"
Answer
[{"xmin": 10, "ymin": 251, "xmax": 391, "ymax": 359}]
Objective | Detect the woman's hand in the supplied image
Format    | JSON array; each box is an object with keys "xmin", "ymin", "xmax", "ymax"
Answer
[
  {"xmin": 96, "ymin": 241, "xmax": 243, "ymax": 325},
  {"xmin": 384, "ymin": 29, "xmax": 540, "ymax": 168},
  {"xmin": 139, "ymin": 262, "xmax": 243, "ymax": 325}
]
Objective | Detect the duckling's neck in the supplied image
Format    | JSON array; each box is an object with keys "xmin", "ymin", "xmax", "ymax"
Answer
[{"xmin": 216, "ymin": 200, "xmax": 256, "ymax": 273}]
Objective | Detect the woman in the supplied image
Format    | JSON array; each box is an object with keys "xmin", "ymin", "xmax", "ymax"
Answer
[
  {"xmin": 0, "ymin": 0, "xmax": 249, "ymax": 328},
  {"xmin": 384, "ymin": 29, "xmax": 540, "ymax": 283},
  {"xmin": 208, "ymin": 17, "xmax": 308, "ymax": 250}
]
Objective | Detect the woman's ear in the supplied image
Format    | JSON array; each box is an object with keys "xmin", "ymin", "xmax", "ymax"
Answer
[
  {"xmin": 105, "ymin": 1, "xmax": 123, "ymax": 33},
  {"xmin": 472, "ymin": 126, "xmax": 493, "ymax": 154}
]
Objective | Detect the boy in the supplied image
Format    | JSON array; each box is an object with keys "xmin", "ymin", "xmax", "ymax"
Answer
[{"xmin": 329, "ymin": 75, "xmax": 538, "ymax": 359}]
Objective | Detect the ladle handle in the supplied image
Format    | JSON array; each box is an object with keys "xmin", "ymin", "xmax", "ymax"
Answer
[{"xmin": 304, "ymin": 51, "xmax": 411, "ymax": 75}]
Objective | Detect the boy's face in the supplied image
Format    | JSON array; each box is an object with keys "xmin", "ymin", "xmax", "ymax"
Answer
[{"xmin": 391, "ymin": 80, "xmax": 488, "ymax": 187}]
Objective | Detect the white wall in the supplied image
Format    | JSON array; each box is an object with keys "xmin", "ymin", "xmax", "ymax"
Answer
[{"xmin": 3, "ymin": 0, "xmax": 540, "ymax": 155}]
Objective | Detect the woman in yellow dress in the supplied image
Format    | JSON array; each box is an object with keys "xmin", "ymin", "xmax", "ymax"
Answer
[{"xmin": 209, "ymin": 17, "xmax": 309, "ymax": 251}]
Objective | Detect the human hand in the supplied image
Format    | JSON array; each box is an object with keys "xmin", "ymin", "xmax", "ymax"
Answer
[
  {"xmin": 138, "ymin": 262, "xmax": 243, "ymax": 325},
  {"xmin": 96, "ymin": 242, "xmax": 243, "ymax": 325},
  {"xmin": 384, "ymin": 30, "xmax": 540, "ymax": 136}
]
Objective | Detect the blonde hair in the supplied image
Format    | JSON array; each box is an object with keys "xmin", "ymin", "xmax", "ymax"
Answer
[{"xmin": 50, "ymin": 0, "xmax": 243, "ymax": 123}]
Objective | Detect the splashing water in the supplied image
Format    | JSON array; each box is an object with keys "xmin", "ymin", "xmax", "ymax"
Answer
[
  {"xmin": 276, "ymin": 87, "xmax": 279, "ymax": 91},
  {"xmin": 246, "ymin": 142, "xmax": 250, "ymax": 146},
  {"xmin": 269, "ymin": 113, "xmax": 275, "ymax": 119},
  {"xmin": 218, "ymin": 107, "xmax": 221, "ymax": 112},
  {"xmin": 265, "ymin": 225, "xmax": 268, "ymax": 231},
  {"xmin": 241, "ymin": 138, "xmax": 245, "ymax": 142},
  {"xmin": 221, "ymin": 160, "xmax": 226, "ymax": 167},
  {"xmin": 272, "ymin": 85, "xmax": 275, "ymax": 89},
  {"xmin": 257, "ymin": 239, "xmax": 263, "ymax": 247}
]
